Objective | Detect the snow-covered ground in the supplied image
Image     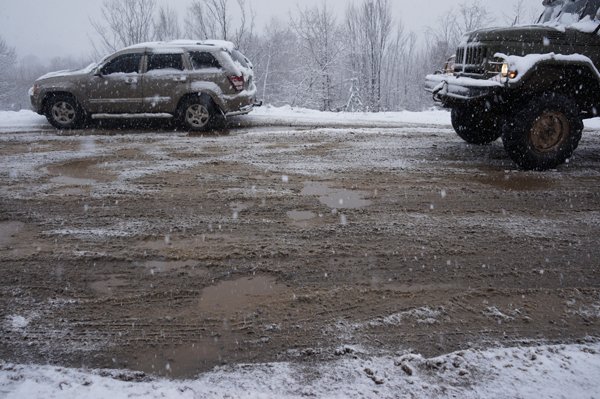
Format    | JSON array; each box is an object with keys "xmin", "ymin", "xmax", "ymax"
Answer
[
  {"xmin": 4, "ymin": 106, "xmax": 600, "ymax": 130},
  {"xmin": 1, "ymin": 343, "xmax": 599, "ymax": 398}
]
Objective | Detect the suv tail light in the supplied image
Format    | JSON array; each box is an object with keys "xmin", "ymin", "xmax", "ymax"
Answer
[{"xmin": 228, "ymin": 75, "xmax": 244, "ymax": 92}]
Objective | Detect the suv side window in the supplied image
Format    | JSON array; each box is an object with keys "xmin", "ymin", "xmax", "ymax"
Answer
[
  {"xmin": 189, "ymin": 52, "xmax": 221, "ymax": 70},
  {"xmin": 147, "ymin": 53, "xmax": 184, "ymax": 71},
  {"xmin": 101, "ymin": 53, "xmax": 142, "ymax": 75}
]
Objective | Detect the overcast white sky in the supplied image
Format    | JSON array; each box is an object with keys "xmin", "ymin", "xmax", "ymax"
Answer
[{"xmin": 1, "ymin": 0, "xmax": 542, "ymax": 61}]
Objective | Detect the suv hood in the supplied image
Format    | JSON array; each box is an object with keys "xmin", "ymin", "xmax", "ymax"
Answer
[
  {"xmin": 465, "ymin": 25, "xmax": 570, "ymax": 45},
  {"xmin": 36, "ymin": 63, "xmax": 97, "ymax": 82}
]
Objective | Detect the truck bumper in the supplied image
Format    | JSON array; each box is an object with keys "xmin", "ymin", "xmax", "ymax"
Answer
[{"xmin": 425, "ymin": 74, "xmax": 504, "ymax": 104}]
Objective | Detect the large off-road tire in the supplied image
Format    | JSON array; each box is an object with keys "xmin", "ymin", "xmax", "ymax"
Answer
[
  {"xmin": 502, "ymin": 94, "xmax": 583, "ymax": 171},
  {"xmin": 45, "ymin": 95, "xmax": 86, "ymax": 130},
  {"xmin": 451, "ymin": 105, "xmax": 503, "ymax": 145},
  {"xmin": 178, "ymin": 96, "xmax": 216, "ymax": 131}
]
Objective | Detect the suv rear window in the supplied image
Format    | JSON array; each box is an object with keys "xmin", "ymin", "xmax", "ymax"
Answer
[
  {"xmin": 147, "ymin": 53, "xmax": 184, "ymax": 71},
  {"xmin": 189, "ymin": 52, "xmax": 221, "ymax": 70}
]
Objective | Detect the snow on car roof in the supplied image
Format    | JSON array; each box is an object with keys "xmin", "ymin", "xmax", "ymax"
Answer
[{"xmin": 124, "ymin": 40, "xmax": 236, "ymax": 53}]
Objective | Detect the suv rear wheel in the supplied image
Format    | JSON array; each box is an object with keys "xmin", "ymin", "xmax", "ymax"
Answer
[
  {"xmin": 451, "ymin": 105, "xmax": 503, "ymax": 145},
  {"xmin": 45, "ymin": 95, "xmax": 85, "ymax": 130},
  {"xmin": 502, "ymin": 94, "xmax": 583, "ymax": 171},
  {"xmin": 178, "ymin": 96, "xmax": 216, "ymax": 131}
]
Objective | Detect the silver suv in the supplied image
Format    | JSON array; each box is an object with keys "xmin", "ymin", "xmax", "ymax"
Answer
[{"xmin": 30, "ymin": 40, "xmax": 259, "ymax": 131}]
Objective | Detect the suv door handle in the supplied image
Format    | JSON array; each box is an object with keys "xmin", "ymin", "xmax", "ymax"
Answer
[
  {"xmin": 173, "ymin": 76, "xmax": 187, "ymax": 83},
  {"xmin": 124, "ymin": 78, "xmax": 138, "ymax": 85}
]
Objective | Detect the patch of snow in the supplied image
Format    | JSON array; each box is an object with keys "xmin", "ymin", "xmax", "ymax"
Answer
[
  {"xmin": 1, "ymin": 343, "xmax": 599, "ymax": 398},
  {"xmin": 247, "ymin": 105, "xmax": 451, "ymax": 127},
  {"xmin": 0, "ymin": 110, "xmax": 49, "ymax": 132},
  {"xmin": 5, "ymin": 315, "xmax": 29, "ymax": 330}
]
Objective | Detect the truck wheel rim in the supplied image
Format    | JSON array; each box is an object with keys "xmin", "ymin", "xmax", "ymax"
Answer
[
  {"xmin": 51, "ymin": 101, "xmax": 76, "ymax": 125},
  {"xmin": 530, "ymin": 111, "xmax": 569, "ymax": 152},
  {"xmin": 186, "ymin": 104, "xmax": 210, "ymax": 128}
]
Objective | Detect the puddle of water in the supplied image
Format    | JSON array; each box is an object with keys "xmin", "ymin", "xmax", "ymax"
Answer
[
  {"xmin": 0, "ymin": 222, "xmax": 25, "ymax": 247},
  {"xmin": 199, "ymin": 276, "xmax": 284, "ymax": 314},
  {"xmin": 50, "ymin": 176, "xmax": 97, "ymax": 185},
  {"xmin": 90, "ymin": 275, "xmax": 128, "ymax": 296},
  {"xmin": 287, "ymin": 210, "xmax": 317, "ymax": 221},
  {"xmin": 127, "ymin": 340, "xmax": 224, "ymax": 378},
  {"xmin": 475, "ymin": 173, "xmax": 554, "ymax": 191},
  {"xmin": 286, "ymin": 210, "xmax": 321, "ymax": 228},
  {"xmin": 144, "ymin": 260, "xmax": 207, "ymax": 277},
  {"xmin": 46, "ymin": 158, "xmax": 116, "ymax": 184},
  {"xmin": 301, "ymin": 182, "xmax": 371, "ymax": 209}
]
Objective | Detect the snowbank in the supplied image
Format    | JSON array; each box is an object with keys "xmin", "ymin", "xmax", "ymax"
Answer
[
  {"xmin": 1, "ymin": 343, "xmax": 599, "ymax": 398},
  {"xmin": 247, "ymin": 105, "xmax": 452, "ymax": 127},
  {"xmin": 3, "ymin": 107, "xmax": 600, "ymax": 132},
  {"xmin": 0, "ymin": 110, "xmax": 49, "ymax": 131}
]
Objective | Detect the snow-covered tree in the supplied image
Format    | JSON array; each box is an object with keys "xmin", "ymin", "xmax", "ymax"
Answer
[
  {"xmin": 290, "ymin": 3, "xmax": 344, "ymax": 111},
  {"xmin": 345, "ymin": 0, "xmax": 394, "ymax": 112},
  {"xmin": 0, "ymin": 37, "xmax": 18, "ymax": 110},
  {"xmin": 154, "ymin": 5, "xmax": 181, "ymax": 41},
  {"xmin": 185, "ymin": 0, "xmax": 254, "ymax": 52}
]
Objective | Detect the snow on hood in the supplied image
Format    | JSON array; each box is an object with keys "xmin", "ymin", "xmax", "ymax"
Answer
[
  {"xmin": 496, "ymin": 52, "xmax": 600, "ymax": 83},
  {"xmin": 37, "ymin": 63, "xmax": 97, "ymax": 81}
]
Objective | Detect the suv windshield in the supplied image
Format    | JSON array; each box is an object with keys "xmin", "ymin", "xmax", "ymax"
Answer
[{"xmin": 539, "ymin": 0, "xmax": 600, "ymax": 23}]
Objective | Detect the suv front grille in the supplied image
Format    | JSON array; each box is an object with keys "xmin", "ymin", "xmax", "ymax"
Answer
[{"xmin": 455, "ymin": 45, "xmax": 489, "ymax": 76}]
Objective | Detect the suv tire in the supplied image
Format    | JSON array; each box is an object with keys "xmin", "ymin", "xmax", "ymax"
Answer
[
  {"xmin": 502, "ymin": 94, "xmax": 583, "ymax": 171},
  {"xmin": 178, "ymin": 96, "xmax": 216, "ymax": 131},
  {"xmin": 45, "ymin": 95, "xmax": 86, "ymax": 130},
  {"xmin": 451, "ymin": 105, "xmax": 502, "ymax": 145}
]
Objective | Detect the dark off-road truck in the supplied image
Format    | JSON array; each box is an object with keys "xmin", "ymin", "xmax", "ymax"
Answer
[{"xmin": 425, "ymin": 0, "xmax": 600, "ymax": 170}]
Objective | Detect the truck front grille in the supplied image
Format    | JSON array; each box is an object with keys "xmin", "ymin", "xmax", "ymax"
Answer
[{"xmin": 455, "ymin": 45, "xmax": 489, "ymax": 76}]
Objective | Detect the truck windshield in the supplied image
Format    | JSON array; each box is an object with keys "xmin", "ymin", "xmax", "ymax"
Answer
[{"xmin": 539, "ymin": 0, "xmax": 600, "ymax": 24}]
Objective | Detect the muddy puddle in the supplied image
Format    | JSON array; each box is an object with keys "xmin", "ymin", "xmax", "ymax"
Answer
[
  {"xmin": 475, "ymin": 173, "xmax": 555, "ymax": 191},
  {"xmin": 89, "ymin": 275, "xmax": 129, "ymax": 296},
  {"xmin": 0, "ymin": 222, "xmax": 25, "ymax": 247},
  {"xmin": 46, "ymin": 158, "xmax": 116, "ymax": 185},
  {"xmin": 301, "ymin": 182, "xmax": 371, "ymax": 209},
  {"xmin": 143, "ymin": 260, "xmax": 207, "ymax": 277},
  {"xmin": 199, "ymin": 275, "xmax": 285, "ymax": 314},
  {"xmin": 286, "ymin": 210, "xmax": 321, "ymax": 227},
  {"xmin": 127, "ymin": 339, "xmax": 227, "ymax": 378}
]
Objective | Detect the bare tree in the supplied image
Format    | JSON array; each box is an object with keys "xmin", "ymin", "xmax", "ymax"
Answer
[
  {"xmin": 290, "ymin": 3, "xmax": 343, "ymax": 111},
  {"xmin": 253, "ymin": 18, "xmax": 300, "ymax": 106},
  {"xmin": 457, "ymin": 0, "xmax": 492, "ymax": 34},
  {"xmin": 185, "ymin": 0, "xmax": 254, "ymax": 50},
  {"xmin": 346, "ymin": 0, "xmax": 394, "ymax": 112},
  {"xmin": 504, "ymin": 0, "xmax": 539, "ymax": 26},
  {"xmin": 154, "ymin": 5, "xmax": 181, "ymax": 41},
  {"xmin": 0, "ymin": 37, "xmax": 18, "ymax": 110},
  {"xmin": 91, "ymin": 0, "xmax": 157, "ymax": 55}
]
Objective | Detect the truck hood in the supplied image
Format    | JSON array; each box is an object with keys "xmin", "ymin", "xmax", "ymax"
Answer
[{"xmin": 464, "ymin": 25, "xmax": 570, "ymax": 45}]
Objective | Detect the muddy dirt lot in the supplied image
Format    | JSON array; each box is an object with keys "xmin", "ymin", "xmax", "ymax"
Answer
[{"xmin": 1, "ymin": 118, "xmax": 599, "ymax": 378}]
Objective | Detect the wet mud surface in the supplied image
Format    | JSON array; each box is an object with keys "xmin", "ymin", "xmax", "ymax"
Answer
[{"xmin": 1, "ymin": 121, "xmax": 600, "ymax": 378}]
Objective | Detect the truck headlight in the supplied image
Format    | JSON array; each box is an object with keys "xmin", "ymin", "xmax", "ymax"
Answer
[{"xmin": 501, "ymin": 63, "xmax": 518, "ymax": 79}]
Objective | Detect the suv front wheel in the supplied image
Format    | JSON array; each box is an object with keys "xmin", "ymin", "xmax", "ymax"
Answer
[
  {"xmin": 502, "ymin": 94, "xmax": 583, "ymax": 171},
  {"xmin": 178, "ymin": 96, "xmax": 217, "ymax": 131},
  {"xmin": 45, "ymin": 95, "xmax": 86, "ymax": 130}
]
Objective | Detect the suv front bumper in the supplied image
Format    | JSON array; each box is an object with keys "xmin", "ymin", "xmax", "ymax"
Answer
[{"xmin": 425, "ymin": 74, "xmax": 504, "ymax": 104}]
